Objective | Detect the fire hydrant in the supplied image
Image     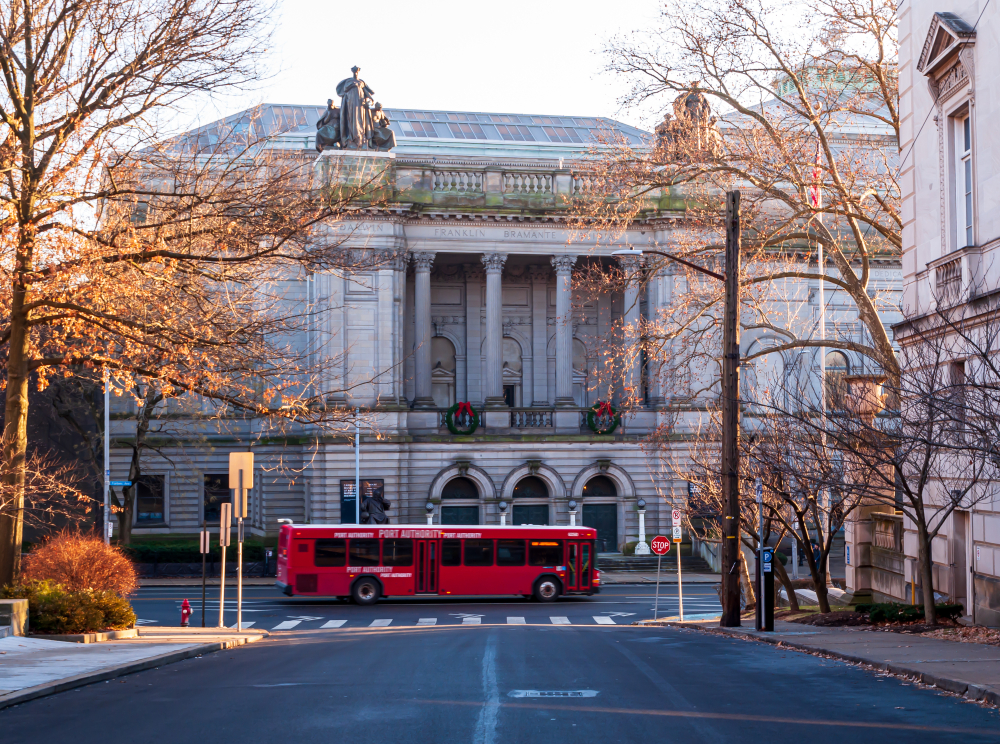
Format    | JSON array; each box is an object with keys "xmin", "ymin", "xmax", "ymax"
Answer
[{"xmin": 180, "ymin": 599, "xmax": 192, "ymax": 627}]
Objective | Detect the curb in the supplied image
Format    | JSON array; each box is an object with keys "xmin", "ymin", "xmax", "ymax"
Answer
[
  {"xmin": 29, "ymin": 629, "xmax": 139, "ymax": 644},
  {"xmin": 0, "ymin": 634, "xmax": 265, "ymax": 712},
  {"xmin": 672, "ymin": 623, "xmax": 1000, "ymax": 707}
]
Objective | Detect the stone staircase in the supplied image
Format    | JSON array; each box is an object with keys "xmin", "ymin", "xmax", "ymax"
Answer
[{"xmin": 597, "ymin": 554, "xmax": 715, "ymax": 573}]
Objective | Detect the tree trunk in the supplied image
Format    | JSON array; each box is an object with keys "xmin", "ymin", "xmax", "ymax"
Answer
[
  {"xmin": 739, "ymin": 547, "xmax": 756, "ymax": 610},
  {"xmin": 916, "ymin": 518, "xmax": 938, "ymax": 624},
  {"xmin": 116, "ymin": 383, "xmax": 161, "ymax": 545},
  {"xmin": 773, "ymin": 555, "xmax": 800, "ymax": 612},
  {"xmin": 0, "ymin": 233, "xmax": 33, "ymax": 585}
]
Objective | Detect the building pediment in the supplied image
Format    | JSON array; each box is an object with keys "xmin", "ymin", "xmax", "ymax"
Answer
[{"xmin": 917, "ymin": 12, "xmax": 975, "ymax": 76}]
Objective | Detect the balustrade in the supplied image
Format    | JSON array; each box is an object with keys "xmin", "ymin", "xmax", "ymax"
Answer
[
  {"xmin": 571, "ymin": 172, "xmax": 603, "ymax": 196},
  {"xmin": 503, "ymin": 172, "xmax": 552, "ymax": 195},
  {"xmin": 433, "ymin": 170, "xmax": 485, "ymax": 194},
  {"xmin": 510, "ymin": 409, "xmax": 553, "ymax": 428},
  {"xmin": 872, "ymin": 512, "xmax": 903, "ymax": 552}
]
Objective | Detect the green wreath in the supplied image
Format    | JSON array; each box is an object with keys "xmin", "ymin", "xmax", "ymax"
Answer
[
  {"xmin": 587, "ymin": 401, "xmax": 620, "ymax": 435},
  {"xmin": 445, "ymin": 401, "xmax": 479, "ymax": 435}
]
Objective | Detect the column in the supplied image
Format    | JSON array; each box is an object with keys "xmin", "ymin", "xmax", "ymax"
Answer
[
  {"xmin": 646, "ymin": 267, "xmax": 664, "ymax": 407},
  {"xmin": 619, "ymin": 255, "xmax": 643, "ymax": 405},
  {"xmin": 551, "ymin": 255, "xmax": 577, "ymax": 407},
  {"xmin": 482, "ymin": 252, "xmax": 507, "ymax": 408},
  {"xmin": 529, "ymin": 265, "xmax": 550, "ymax": 406},
  {"xmin": 464, "ymin": 264, "xmax": 484, "ymax": 406},
  {"xmin": 412, "ymin": 251, "xmax": 436, "ymax": 408}
]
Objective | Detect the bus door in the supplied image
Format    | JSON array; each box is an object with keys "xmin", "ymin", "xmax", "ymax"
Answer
[
  {"xmin": 566, "ymin": 541, "xmax": 592, "ymax": 592},
  {"xmin": 415, "ymin": 539, "xmax": 439, "ymax": 594}
]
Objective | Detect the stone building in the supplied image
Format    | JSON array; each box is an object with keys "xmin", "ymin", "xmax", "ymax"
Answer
[{"xmin": 110, "ymin": 96, "xmax": 902, "ymax": 556}]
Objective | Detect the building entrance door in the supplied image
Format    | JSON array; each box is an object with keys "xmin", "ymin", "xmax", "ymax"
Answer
[
  {"xmin": 583, "ymin": 504, "xmax": 618, "ymax": 552},
  {"xmin": 415, "ymin": 540, "xmax": 438, "ymax": 594}
]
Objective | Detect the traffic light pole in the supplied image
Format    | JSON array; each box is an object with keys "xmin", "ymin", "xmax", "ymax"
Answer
[{"xmin": 720, "ymin": 190, "xmax": 743, "ymax": 627}]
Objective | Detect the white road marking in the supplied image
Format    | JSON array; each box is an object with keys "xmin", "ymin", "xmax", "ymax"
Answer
[
  {"xmin": 369, "ymin": 618, "xmax": 392, "ymax": 627},
  {"xmin": 417, "ymin": 618, "xmax": 437, "ymax": 625},
  {"xmin": 508, "ymin": 690, "xmax": 599, "ymax": 698},
  {"xmin": 463, "ymin": 617, "xmax": 481, "ymax": 625},
  {"xmin": 473, "ymin": 635, "xmax": 500, "ymax": 744},
  {"xmin": 507, "ymin": 617, "xmax": 526, "ymax": 625},
  {"xmin": 593, "ymin": 616, "xmax": 615, "ymax": 625},
  {"xmin": 228, "ymin": 621, "xmax": 256, "ymax": 629},
  {"xmin": 271, "ymin": 620, "xmax": 301, "ymax": 630},
  {"xmin": 321, "ymin": 620, "xmax": 347, "ymax": 628},
  {"xmin": 550, "ymin": 617, "xmax": 571, "ymax": 625}
]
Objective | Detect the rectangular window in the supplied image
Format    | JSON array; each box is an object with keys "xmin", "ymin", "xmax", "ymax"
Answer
[
  {"xmin": 203, "ymin": 474, "xmax": 229, "ymax": 524},
  {"xmin": 496, "ymin": 539, "xmax": 526, "ymax": 566},
  {"xmin": 956, "ymin": 113, "xmax": 974, "ymax": 248},
  {"xmin": 383, "ymin": 539, "xmax": 414, "ymax": 566},
  {"xmin": 463, "ymin": 539, "xmax": 494, "ymax": 566},
  {"xmin": 315, "ymin": 539, "xmax": 346, "ymax": 567},
  {"xmin": 441, "ymin": 539, "xmax": 462, "ymax": 566},
  {"xmin": 349, "ymin": 539, "xmax": 380, "ymax": 566},
  {"xmin": 529, "ymin": 540, "xmax": 563, "ymax": 566},
  {"xmin": 135, "ymin": 475, "xmax": 166, "ymax": 524}
]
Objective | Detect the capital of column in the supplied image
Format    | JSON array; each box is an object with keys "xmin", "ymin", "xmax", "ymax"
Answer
[
  {"xmin": 481, "ymin": 252, "xmax": 508, "ymax": 275},
  {"xmin": 412, "ymin": 251, "xmax": 436, "ymax": 273},
  {"xmin": 617, "ymin": 255, "xmax": 643, "ymax": 273},
  {"xmin": 550, "ymin": 255, "xmax": 577, "ymax": 275},
  {"xmin": 387, "ymin": 250, "xmax": 409, "ymax": 271}
]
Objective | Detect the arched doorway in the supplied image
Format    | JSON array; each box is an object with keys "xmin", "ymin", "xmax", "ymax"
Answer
[
  {"xmin": 581, "ymin": 475, "xmax": 618, "ymax": 552},
  {"xmin": 512, "ymin": 475, "xmax": 549, "ymax": 525},
  {"xmin": 440, "ymin": 476, "xmax": 479, "ymax": 525}
]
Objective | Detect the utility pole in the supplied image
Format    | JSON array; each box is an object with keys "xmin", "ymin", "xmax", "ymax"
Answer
[{"xmin": 720, "ymin": 190, "xmax": 743, "ymax": 628}]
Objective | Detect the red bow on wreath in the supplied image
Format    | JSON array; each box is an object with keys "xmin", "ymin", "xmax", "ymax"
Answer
[
  {"xmin": 595, "ymin": 401, "xmax": 614, "ymax": 417},
  {"xmin": 456, "ymin": 401, "xmax": 474, "ymax": 418}
]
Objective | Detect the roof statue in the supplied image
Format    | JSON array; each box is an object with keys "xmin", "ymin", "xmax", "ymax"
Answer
[
  {"xmin": 315, "ymin": 66, "xmax": 396, "ymax": 153},
  {"xmin": 655, "ymin": 84, "xmax": 722, "ymax": 159}
]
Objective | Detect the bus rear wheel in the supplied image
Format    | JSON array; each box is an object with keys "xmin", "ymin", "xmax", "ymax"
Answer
[
  {"xmin": 352, "ymin": 578, "xmax": 381, "ymax": 605},
  {"xmin": 533, "ymin": 577, "xmax": 560, "ymax": 602}
]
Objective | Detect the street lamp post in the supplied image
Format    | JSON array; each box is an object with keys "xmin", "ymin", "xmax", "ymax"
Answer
[{"xmin": 613, "ymin": 189, "xmax": 743, "ymax": 627}]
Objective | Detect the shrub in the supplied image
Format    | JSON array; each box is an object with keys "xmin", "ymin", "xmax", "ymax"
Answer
[
  {"xmin": 856, "ymin": 602, "xmax": 965, "ymax": 624},
  {"xmin": 121, "ymin": 541, "xmax": 269, "ymax": 563},
  {"xmin": 22, "ymin": 530, "xmax": 137, "ymax": 596},
  {"xmin": 1, "ymin": 580, "xmax": 136, "ymax": 634}
]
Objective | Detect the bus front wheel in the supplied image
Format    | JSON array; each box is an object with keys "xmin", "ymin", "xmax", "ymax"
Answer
[
  {"xmin": 352, "ymin": 578, "xmax": 381, "ymax": 605},
  {"xmin": 533, "ymin": 577, "xmax": 560, "ymax": 602}
]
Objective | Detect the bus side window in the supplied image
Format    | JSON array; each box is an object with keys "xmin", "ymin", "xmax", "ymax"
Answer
[
  {"xmin": 349, "ymin": 538, "xmax": 380, "ymax": 566},
  {"xmin": 497, "ymin": 539, "xmax": 525, "ymax": 566},
  {"xmin": 528, "ymin": 540, "xmax": 563, "ymax": 566},
  {"xmin": 441, "ymin": 539, "xmax": 462, "ymax": 566},
  {"xmin": 315, "ymin": 538, "xmax": 346, "ymax": 567},
  {"xmin": 464, "ymin": 539, "xmax": 494, "ymax": 566},
  {"xmin": 383, "ymin": 539, "xmax": 414, "ymax": 566}
]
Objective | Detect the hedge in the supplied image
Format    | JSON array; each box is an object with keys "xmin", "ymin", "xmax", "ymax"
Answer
[
  {"xmin": 2, "ymin": 580, "xmax": 136, "ymax": 634},
  {"xmin": 120, "ymin": 541, "xmax": 271, "ymax": 563},
  {"xmin": 855, "ymin": 601, "xmax": 965, "ymax": 624}
]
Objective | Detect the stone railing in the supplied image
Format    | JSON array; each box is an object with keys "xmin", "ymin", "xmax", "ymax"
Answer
[
  {"xmin": 935, "ymin": 256, "xmax": 962, "ymax": 302},
  {"xmin": 510, "ymin": 409, "xmax": 553, "ymax": 428},
  {"xmin": 433, "ymin": 170, "xmax": 484, "ymax": 194},
  {"xmin": 502, "ymin": 172, "xmax": 553, "ymax": 195},
  {"xmin": 872, "ymin": 512, "xmax": 903, "ymax": 552},
  {"xmin": 571, "ymin": 172, "xmax": 604, "ymax": 196}
]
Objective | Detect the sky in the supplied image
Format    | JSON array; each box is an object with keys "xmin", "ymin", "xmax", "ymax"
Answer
[{"xmin": 190, "ymin": 0, "xmax": 665, "ymax": 131}]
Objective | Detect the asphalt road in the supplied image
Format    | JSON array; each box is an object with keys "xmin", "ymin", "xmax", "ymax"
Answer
[
  {"xmin": 128, "ymin": 584, "xmax": 723, "ymax": 630},
  {"xmin": 8, "ymin": 620, "xmax": 1000, "ymax": 743}
]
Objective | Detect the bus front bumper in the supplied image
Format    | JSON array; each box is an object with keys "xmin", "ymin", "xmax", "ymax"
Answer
[{"xmin": 276, "ymin": 581, "xmax": 293, "ymax": 596}]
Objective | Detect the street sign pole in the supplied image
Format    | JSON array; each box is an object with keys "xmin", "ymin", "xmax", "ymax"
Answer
[
  {"xmin": 103, "ymin": 369, "xmax": 110, "ymax": 545},
  {"xmin": 237, "ymin": 469, "xmax": 243, "ymax": 632},
  {"xmin": 672, "ymin": 509, "xmax": 684, "ymax": 622},
  {"xmin": 651, "ymin": 536, "xmax": 670, "ymax": 620},
  {"xmin": 355, "ymin": 408, "xmax": 361, "ymax": 524},
  {"xmin": 755, "ymin": 478, "xmax": 763, "ymax": 632},
  {"xmin": 218, "ymin": 502, "xmax": 231, "ymax": 628},
  {"xmin": 199, "ymin": 523, "xmax": 209, "ymax": 627}
]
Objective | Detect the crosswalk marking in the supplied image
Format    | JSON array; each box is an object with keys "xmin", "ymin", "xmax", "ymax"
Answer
[
  {"xmin": 272, "ymin": 620, "xmax": 301, "ymax": 630},
  {"xmin": 321, "ymin": 620, "xmax": 347, "ymax": 628},
  {"xmin": 462, "ymin": 617, "xmax": 481, "ymax": 625},
  {"xmin": 593, "ymin": 616, "xmax": 615, "ymax": 625},
  {"xmin": 369, "ymin": 619, "xmax": 392, "ymax": 627},
  {"xmin": 417, "ymin": 618, "xmax": 437, "ymax": 626},
  {"xmin": 508, "ymin": 617, "xmax": 526, "ymax": 625},
  {"xmin": 550, "ymin": 617, "xmax": 571, "ymax": 625},
  {"xmin": 228, "ymin": 621, "xmax": 255, "ymax": 629}
]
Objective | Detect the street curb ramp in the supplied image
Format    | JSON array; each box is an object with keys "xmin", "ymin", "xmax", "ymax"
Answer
[
  {"xmin": 0, "ymin": 634, "xmax": 265, "ymax": 712},
  {"xmin": 670, "ymin": 623, "xmax": 1000, "ymax": 708}
]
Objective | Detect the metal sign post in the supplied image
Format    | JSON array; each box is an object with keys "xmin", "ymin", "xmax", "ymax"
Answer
[
  {"xmin": 672, "ymin": 509, "xmax": 684, "ymax": 622},
  {"xmin": 755, "ymin": 478, "xmax": 763, "ymax": 631},
  {"xmin": 651, "ymin": 536, "xmax": 670, "ymax": 620},
  {"xmin": 199, "ymin": 523, "xmax": 210, "ymax": 627},
  {"xmin": 229, "ymin": 452, "xmax": 254, "ymax": 631},
  {"xmin": 218, "ymin": 502, "xmax": 231, "ymax": 628},
  {"xmin": 103, "ymin": 369, "xmax": 110, "ymax": 545}
]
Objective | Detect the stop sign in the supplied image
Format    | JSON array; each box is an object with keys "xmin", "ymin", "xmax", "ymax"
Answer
[{"xmin": 651, "ymin": 535, "xmax": 671, "ymax": 555}]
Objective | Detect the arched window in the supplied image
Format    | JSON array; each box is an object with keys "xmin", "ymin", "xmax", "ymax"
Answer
[
  {"xmin": 512, "ymin": 476, "xmax": 549, "ymax": 499},
  {"xmin": 582, "ymin": 475, "xmax": 617, "ymax": 498},
  {"xmin": 825, "ymin": 351, "xmax": 850, "ymax": 410},
  {"xmin": 432, "ymin": 337, "xmax": 457, "ymax": 408},
  {"xmin": 441, "ymin": 476, "xmax": 479, "ymax": 500}
]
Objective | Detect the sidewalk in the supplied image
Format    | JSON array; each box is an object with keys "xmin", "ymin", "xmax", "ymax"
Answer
[
  {"xmin": 0, "ymin": 627, "xmax": 266, "ymax": 710},
  {"xmin": 599, "ymin": 570, "xmax": 719, "ymax": 585},
  {"xmin": 671, "ymin": 618, "xmax": 1000, "ymax": 706}
]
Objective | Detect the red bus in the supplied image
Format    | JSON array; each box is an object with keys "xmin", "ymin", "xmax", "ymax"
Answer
[{"xmin": 276, "ymin": 524, "xmax": 600, "ymax": 605}]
